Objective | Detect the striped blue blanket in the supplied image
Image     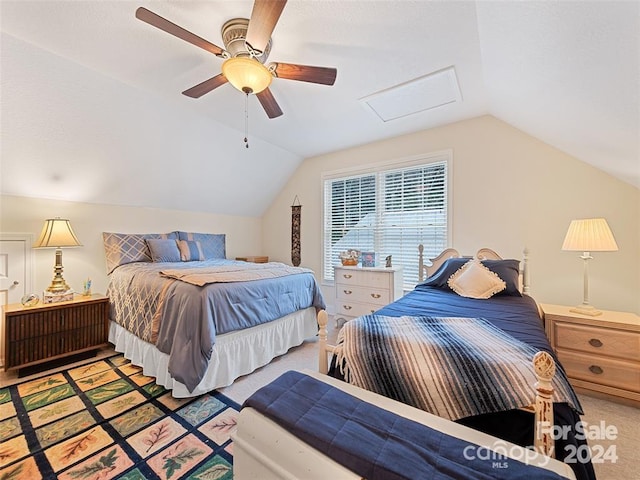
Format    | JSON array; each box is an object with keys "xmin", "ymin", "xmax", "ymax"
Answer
[{"xmin": 335, "ymin": 315, "xmax": 581, "ymax": 421}]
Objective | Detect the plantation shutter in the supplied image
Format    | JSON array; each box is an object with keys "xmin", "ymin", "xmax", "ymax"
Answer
[{"xmin": 323, "ymin": 157, "xmax": 448, "ymax": 288}]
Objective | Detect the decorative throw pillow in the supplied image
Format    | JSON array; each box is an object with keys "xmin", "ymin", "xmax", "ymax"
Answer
[
  {"xmin": 146, "ymin": 239, "xmax": 181, "ymax": 263},
  {"xmin": 447, "ymin": 259, "xmax": 506, "ymax": 299},
  {"xmin": 480, "ymin": 259, "xmax": 522, "ymax": 296},
  {"xmin": 178, "ymin": 240, "xmax": 205, "ymax": 261},
  {"xmin": 103, "ymin": 231, "xmax": 179, "ymax": 274},
  {"xmin": 419, "ymin": 258, "xmax": 469, "ymax": 288},
  {"xmin": 177, "ymin": 232, "xmax": 226, "ymax": 259}
]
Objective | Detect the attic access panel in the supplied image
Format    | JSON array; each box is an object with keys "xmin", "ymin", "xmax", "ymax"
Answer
[{"xmin": 361, "ymin": 66, "xmax": 462, "ymax": 122}]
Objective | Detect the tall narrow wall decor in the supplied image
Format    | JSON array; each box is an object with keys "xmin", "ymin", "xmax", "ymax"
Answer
[{"xmin": 291, "ymin": 196, "xmax": 302, "ymax": 266}]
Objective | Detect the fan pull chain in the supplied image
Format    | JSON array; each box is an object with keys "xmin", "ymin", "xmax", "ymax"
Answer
[{"xmin": 244, "ymin": 92, "xmax": 249, "ymax": 149}]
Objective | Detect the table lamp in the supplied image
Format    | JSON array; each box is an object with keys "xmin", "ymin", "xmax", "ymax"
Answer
[
  {"xmin": 561, "ymin": 218, "xmax": 618, "ymax": 316},
  {"xmin": 34, "ymin": 217, "xmax": 82, "ymax": 293}
]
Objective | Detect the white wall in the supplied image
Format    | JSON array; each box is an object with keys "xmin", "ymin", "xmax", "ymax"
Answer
[
  {"xmin": 262, "ymin": 115, "xmax": 640, "ymax": 314},
  {"xmin": 0, "ymin": 195, "xmax": 263, "ymax": 299},
  {"xmin": 1, "ymin": 32, "xmax": 301, "ymax": 218}
]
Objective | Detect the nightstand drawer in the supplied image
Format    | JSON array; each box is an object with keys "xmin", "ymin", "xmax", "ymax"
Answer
[
  {"xmin": 335, "ymin": 285, "xmax": 390, "ymax": 306},
  {"xmin": 555, "ymin": 323, "xmax": 640, "ymax": 361},
  {"xmin": 557, "ymin": 349, "xmax": 640, "ymax": 393},
  {"xmin": 4, "ymin": 295, "xmax": 109, "ymax": 372}
]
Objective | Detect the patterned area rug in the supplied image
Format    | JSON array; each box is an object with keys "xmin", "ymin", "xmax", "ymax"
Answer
[{"xmin": 0, "ymin": 354, "xmax": 236, "ymax": 479}]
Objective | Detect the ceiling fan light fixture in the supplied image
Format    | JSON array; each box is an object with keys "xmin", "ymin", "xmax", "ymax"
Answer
[{"xmin": 222, "ymin": 57, "xmax": 272, "ymax": 94}]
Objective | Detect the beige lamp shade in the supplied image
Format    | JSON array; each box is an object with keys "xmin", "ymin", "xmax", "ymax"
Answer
[
  {"xmin": 561, "ymin": 218, "xmax": 618, "ymax": 252},
  {"xmin": 34, "ymin": 218, "xmax": 82, "ymax": 294},
  {"xmin": 222, "ymin": 57, "xmax": 273, "ymax": 94},
  {"xmin": 561, "ymin": 217, "xmax": 617, "ymax": 316},
  {"xmin": 34, "ymin": 218, "xmax": 82, "ymax": 248}
]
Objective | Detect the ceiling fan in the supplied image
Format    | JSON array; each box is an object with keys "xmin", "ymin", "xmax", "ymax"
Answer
[{"xmin": 136, "ymin": 0, "xmax": 337, "ymax": 119}]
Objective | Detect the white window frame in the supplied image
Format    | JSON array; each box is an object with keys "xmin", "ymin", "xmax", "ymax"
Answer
[{"xmin": 321, "ymin": 150, "xmax": 452, "ymax": 288}]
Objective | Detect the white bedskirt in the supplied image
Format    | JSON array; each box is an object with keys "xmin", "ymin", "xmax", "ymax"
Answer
[{"xmin": 108, "ymin": 307, "xmax": 318, "ymax": 398}]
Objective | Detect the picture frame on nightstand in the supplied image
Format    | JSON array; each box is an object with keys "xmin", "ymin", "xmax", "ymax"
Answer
[{"xmin": 361, "ymin": 252, "xmax": 376, "ymax": 267}]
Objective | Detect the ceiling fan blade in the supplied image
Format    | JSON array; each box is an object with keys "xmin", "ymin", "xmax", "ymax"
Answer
[
  {"xmin": 182, "ymin": 74, "xmax": 228, "ymax": 98},
  {"xmin": 245, "ymin": 0, "xmax": 287, "ymax": 54},
  {"xmin": 257, "ymin": 88, "xmax": 283, "ymax": 118},
  {"xmin": 136, "ymin": 7, "xmax": 224, "ymax": 57},
  {"xmin": 271, "ymin": 62, "xmax": 337, "ymax": 85}
]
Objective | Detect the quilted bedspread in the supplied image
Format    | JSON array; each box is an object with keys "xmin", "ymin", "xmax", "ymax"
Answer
[
  {"xmin": 160, "ymin": 262, "xmax": 314, "ymax": 286},
  {"xmin": 244, "ymin": 371, "xmax": 570, "ymax": 480},
  {"xmin": 107, "ymin": 259, "xmax": 325, "ymax": 392}
]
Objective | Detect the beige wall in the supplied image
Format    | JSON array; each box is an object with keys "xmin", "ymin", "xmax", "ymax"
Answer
[
  {"xmin": 0, "ymin": 195, "xmax": 263, "ymax": 299},
  {"xmin": 3, "ymin": 115, "xmax": 637, "ymax": 314},
  {"xmin": 262, "ymin": 115, "xmax": 640, "ymax": 314}
]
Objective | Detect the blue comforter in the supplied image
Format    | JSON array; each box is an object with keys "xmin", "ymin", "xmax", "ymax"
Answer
[
  {"xmin": 107, "ymin": 259, "xmax": 325, "ymax": 392},
  {"xmin": 330, "ymin": 285, "xmax": 595, "ymax": 480},
  {"xmin": 244, "ymin": 371, "xmax": 570, "ymax": 480},
  {"xmin": 377, "ymin": 285, "xmax": 553, "ymax": 357}
]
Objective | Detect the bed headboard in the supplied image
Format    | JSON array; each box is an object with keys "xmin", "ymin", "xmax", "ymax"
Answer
[{"xmin": 417, "ymin": 245, "xmax": 531, "ymax": 294}]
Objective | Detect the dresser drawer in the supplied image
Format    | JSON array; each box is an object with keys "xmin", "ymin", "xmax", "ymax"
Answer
[
  {"xmin": 557, "ymin": 349, "xmax": 640, "ymax": 393},
  {"xmin": 335, "ymin": 301, "xmax": 379, "ymax": 318},
  {"xmin": 335, "ymin": 285, "xmax": 391, "ymax": 306},
  {"xmin": 335, "ymin": 269, "xmax": 391, "ymax": 289},
  {"xmin": 555, "ymin": 322, "xmax": 640, "ymax": 361}
]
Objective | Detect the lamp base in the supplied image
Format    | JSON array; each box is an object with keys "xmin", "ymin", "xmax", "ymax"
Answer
[
  {"xmin": 45, "ymin": 279, "xmax": 71, "ymax": 294},
  {"xmin": 43, "ymin": 290, "xmax": 74, "ymax": 304},
  {"xmin": 569, "ymin": 304, "xmax": 603, "ymax": 317}
]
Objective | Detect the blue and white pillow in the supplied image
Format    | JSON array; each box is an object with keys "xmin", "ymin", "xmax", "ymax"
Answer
[
  {"xmin": 177, "ymin": 232, "xmax": 226, "ymax": 259},
  {"xmin": 178, "ymin": 240, "xmax": 205, "ymax": 262}
]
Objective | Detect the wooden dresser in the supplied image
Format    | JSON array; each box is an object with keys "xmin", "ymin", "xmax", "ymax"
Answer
[
  {"xmin": 334, "ymin": 266, "xmax": 403, "ymax": 326},
  {"xmin": 3, "ymin": 294, "xmax": 110, "ymax": 373},
  {"xmin": 542, "ymin": 303, "xmax": 640, "ymax": 405}
]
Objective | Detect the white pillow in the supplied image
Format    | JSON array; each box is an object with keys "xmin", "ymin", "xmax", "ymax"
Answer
[{"xmin": 447, "ymin": 258, "xmax": 506, "ymax": 299}]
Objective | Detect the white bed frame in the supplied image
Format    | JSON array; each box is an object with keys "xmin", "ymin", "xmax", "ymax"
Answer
[
  {"xmin": 233, "ymin": 370, "xmax": 575, "ymax": 480},
  {"xmin": 318, "ymin": 246, "xmax": 557, "ymax": 458}
]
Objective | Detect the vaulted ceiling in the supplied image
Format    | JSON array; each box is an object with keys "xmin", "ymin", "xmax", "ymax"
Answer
[{"xmin": 1, "ymin": 1, "xmax": 638, "ymax": 216}]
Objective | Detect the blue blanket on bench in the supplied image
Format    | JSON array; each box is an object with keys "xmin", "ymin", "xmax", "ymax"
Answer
[{"xmin": 242, "ymin": 371, "xmax": 568, "ymax": 480}]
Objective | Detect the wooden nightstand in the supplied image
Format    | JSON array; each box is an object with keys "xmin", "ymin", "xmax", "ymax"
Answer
[
  {"xmin": 334, "ymin": 266, "xmax": 403, "ymax": 327},
  {"xmin": 541, "ymin": 303, "xmax": 640, "ymax": 405},
  {"xmin": 3, "ymin": 294, "xmax": 110, "ymax": 374},
  {"xmin": 236, "ymin": 256, "xmax": 269, "ymax": 263}
]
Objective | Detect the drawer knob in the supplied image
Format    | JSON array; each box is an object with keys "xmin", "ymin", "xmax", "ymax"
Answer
[
  {"xmin": 589, "ymin": 365, "xmax": 603, "ymax": 375},
  {"xmin": 343, "ymin": 274, "xmax": 352, "ymax": 279},
  {"xmin": 588, "ymin": 338, "xmax": 603, "ymax": 348},
  {"xmin": 343, "ymin": 305, "xmax": 352, "ymax": 310},
  {"xmin": 370, "ymin": 293, "xmax": 381, "ymax": 299},
  {"xmin": 343, "ymin": 290, "xmax": 352, "ymax": 295}
]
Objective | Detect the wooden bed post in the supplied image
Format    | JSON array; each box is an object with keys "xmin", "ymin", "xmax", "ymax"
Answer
[
  {"xmin": 318, "ymin": 310, "xmax": 329, "ymax": 375},
  {"xmin": 533, "ymin": 351, "xmax": 556, "ymax": 458}
]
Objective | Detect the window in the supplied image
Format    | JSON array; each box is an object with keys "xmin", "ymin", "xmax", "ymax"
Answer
[{"xmin": 323, "ymin": 153, "xmax": 449, "ymax": 288}]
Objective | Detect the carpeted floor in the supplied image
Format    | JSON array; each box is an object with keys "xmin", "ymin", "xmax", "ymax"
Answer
[
  {"xmin": 1, "ymin": 320, "xmax": 637, "ymax": 480},
  {"xmin": 0, "ymin": 353, "xmax": 236, "ymax": 480}
]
